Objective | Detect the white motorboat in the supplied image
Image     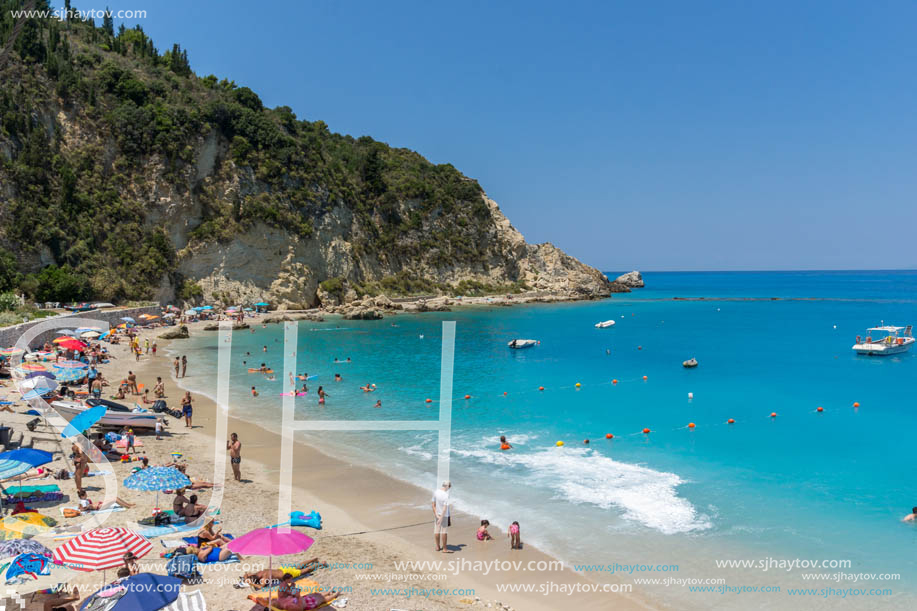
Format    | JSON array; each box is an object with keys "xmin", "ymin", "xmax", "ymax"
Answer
[
  {"xmin": 50, "ymin": 399, "xmax": 163, "ymax": 429},
  {"xmin": 595, "ymin": 320, "xmax": 615, "ymax": 328},
  {"xmin": 508, "ymin": 339, "xmax": 538, "ymax": 349},
  {"xmin": 852, "ymin": 325, "xmax": 913, "ymax": 356}
]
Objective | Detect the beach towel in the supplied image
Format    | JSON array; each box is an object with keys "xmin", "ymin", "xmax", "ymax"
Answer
[
  {"xmin": 162, "ymin": 589, "xmax": 207, "ymax": 611},
  {"xmin": 3, "ymin": 485, "xmax": 63, "ymax": 504},
  {"xmin": 248, "ymin": 577, "xmax": 333, "ymax": 610},
  {"xmin": 66, "ymin": 469, "xmax": 112, "ymax": 478},
  {"xmin": 58, "ymin": 505, "xmax": 126, "ymax": 516},
  {"xmin": 136, "ymin": 521, "xmax": 201, "ymax": 539}
]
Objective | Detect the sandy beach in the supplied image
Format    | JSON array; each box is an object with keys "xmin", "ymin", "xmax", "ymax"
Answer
[{"xmin": 2, "ymin": 314, "xmax": 652, "ymax": 611}]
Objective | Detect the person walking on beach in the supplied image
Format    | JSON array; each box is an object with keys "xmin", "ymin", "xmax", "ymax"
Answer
[
  {"xmin": 144, "ymin": 338, "xmax": 150, "ymax": 354},
  {"xmin": 71, "ymin": 443, "xmax": 87, "ymax": 493},
  {"xmin": 227, "ymin": 433, "xmax": 242, "ymax": 482},
  {"xmin": 181, "ymin": 391, "xmax": 193, "ymax": 428},
  {"xmin": 432, "ymin": 481, "xmax": 452, "ymax": 553},
  {"xmin": 173, "ymin": 357, "xmax": 180, "ymax": 377},
  {"xmin": 181, "ymin": 355, "xmax": 187, "ymax": 378}
]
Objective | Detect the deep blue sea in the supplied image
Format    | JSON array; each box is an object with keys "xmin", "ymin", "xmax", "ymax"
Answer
[{"xmin": 171, "ymin": 271, "xmax": 917, "ymax": 609}]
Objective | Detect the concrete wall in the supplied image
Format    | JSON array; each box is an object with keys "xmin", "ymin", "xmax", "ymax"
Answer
[{"xmin": 0, "ymin": 305, "xmax": 161, "ymax": 351}]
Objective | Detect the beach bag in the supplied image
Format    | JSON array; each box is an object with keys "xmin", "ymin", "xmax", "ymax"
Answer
[
  {"xmin": 167, "ymin": 553, "xmax": 202, "ymax": 583},
  {"xmin": 63, "ymin": 508, "xmax": 80, "ymax": 518}
]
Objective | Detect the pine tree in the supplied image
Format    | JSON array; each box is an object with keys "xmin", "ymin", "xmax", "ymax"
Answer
[{"xmin": 102, "ymin": 7, "xmax": 113, "ymax": 37}]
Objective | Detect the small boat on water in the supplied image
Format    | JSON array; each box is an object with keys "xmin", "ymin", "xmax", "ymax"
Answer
[
  {"xmin": 683, "ymin": 358, "xmax": 698, "ymax": 368},
  {"xmin": 852, "ymin": 325, "xmax": 913, "ymax": 356},
  {"xmin": 508, "ymin": 339, "xmax": 538, "ymax": 349},
  {"xmin": 50, "ymin": 398, "xmax": 163, "ymax": 429},
  {"xmin": 595, "ymin": 320, "xmax": 615, "ymax": 328}
]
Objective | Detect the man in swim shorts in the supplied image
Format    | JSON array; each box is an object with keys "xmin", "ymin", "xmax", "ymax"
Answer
[
  {"xmin": 227, "ymin": 432, "xmax": 242, "ymax": 482},
  {"xmin": 432, "ymin": 481, "xmax": 452, "ymax": 552}
]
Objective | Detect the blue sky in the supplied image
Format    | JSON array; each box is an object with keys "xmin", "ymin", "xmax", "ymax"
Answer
[{"xmin": 65, "ymin": 1, "xmax": 917, "ymax": 271}]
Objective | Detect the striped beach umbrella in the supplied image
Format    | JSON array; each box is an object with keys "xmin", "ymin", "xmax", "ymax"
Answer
[
  {"xmin": 53, "ymin": 360, "xmax": 88, "ymax": 369},
  {"xmin": 56, "ymin": 338, "xmax": 87, "ymax": 351},
  {"xmin": 18, "ymin": 362, "xmax": 47, "ymax": 372},
  {"xmin": 52, "ymin": 527, "xmax": 152, "ymax": 572},
  {"xmin": 52, "ymin": 336, "xmax": 76, "ymax": 344},
  {"xmin": 0, "ymin": 347, "xmax": 24, "ymax": 357}
]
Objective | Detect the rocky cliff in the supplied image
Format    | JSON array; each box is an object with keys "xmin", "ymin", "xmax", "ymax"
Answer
[{"xmin": 0, "ymin": 5, "xmax": 620, "ymax": 308}]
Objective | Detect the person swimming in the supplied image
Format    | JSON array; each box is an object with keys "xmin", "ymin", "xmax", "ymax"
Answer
[
  {"xmin": 373, "ymin": 399, "xmax": 382, "ymax": 408},
  {"xmin": 500, "ymin": 435, "xmax": 512, "ymax": 450},
  {"xmin": 903, "ymin": 507, "xmax": 917, "ymax": 522},
  {"xmin": 251, "ymin": 386, "xmax": 258, "ymax": 397},
  {"xmin": 360, "ymin": 383, "xmax": 375, "ymax": 392}
]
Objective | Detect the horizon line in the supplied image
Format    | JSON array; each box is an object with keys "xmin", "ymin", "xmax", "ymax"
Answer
[{"xmin": 602, "ymin": 268, "xmax": 917, "ymax": 274}]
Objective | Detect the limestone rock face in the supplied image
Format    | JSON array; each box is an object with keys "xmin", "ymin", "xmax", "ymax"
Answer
[{"xmin": 614, "ymin": 270, "xmax": 644, "ymax": 288}]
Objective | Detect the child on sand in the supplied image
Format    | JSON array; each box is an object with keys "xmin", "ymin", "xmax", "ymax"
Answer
[
  {"xmin": 477, "ymin": 519, "xmax": 493, "ymax": 541},
  {"xmin": 508, "ymin": 521, "xmax": 521, "ymax": 549}
]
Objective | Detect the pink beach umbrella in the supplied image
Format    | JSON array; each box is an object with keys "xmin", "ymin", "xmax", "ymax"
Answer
[{"xmin": 227, "ymin": 527, "xmax": 314, "ymax": 606}]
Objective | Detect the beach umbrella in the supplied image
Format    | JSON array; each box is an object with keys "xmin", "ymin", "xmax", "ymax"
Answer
[
  {"xmin": 123, "ymin": 466, "xmax": 191, "ymax": 508},
  {"xmin": 56, "ymin": 338, "xmax": 87, "ymax": 351},
  {"xmin": 243, "ymin": 307, "xmax": 254, "ymax": 311},
  {"xmin": 18, "ymin": 362, "xmax": 48, "ymax": 372},
  {"xmin": 55, "ymin": 330, "xmax": 77, "ymax": 336},
  {"xmin": 120, "ymin": 317, "xmax": 135, "ymax": 323},
  {"xmin": 79, "ymin": 573, "xmax": 182, "ymax": 611},
  {"xmin": 0, "ymin": 347, "xmax": 24, "ymax": 356},
  {"xmin": 99, "ymin": 330, "xmax": 112, "ymax": 339},
  {"xmin": 18, "ymin": 377, "xmax": 58, "ymax": 401},
  {"xmin": 53, "ymin": 527, "xmax": 152, "ymax": 572},
  {"xmin": 52, "ymin": 335, "xmax": 76, "ymax": 343},
  {"xmin": 80, "ymin": 331, "xmax": 101, "ymax": 339},
  {"xmin": 0, "ymin": 539, "xmax": 52, "ymax": 560},
  {"xmin": 54, "ymin": 360, "xmax": 88, "ymax": 369},
  {"xmin": 254, "ymin": 302, "xmax": 269, "ymax": 306},
  {"xmin": 0, "ymin": 449, "xmax": 54, "ymax": 481},
  {"xmin": 24, "ymin": 371, "xmax": 55, "ymax": 380},
  {"xmin": 74, "ymin": 327, "xmax": 103, "ymax": 334},
  {"xmin": 200, "ymin": 305, "xmax": 212, "ymax": 310},
  {"xmin": 53, "ymin": 368, "xmax": 87, "ymax": 384},
  {"xmin": 226, "ymin": 527, "xmax": 315, "ymax": 608},
  {"xmin": 0, "ymin": 513, "xmax": 57, "ymax": 541},
  {"xmin": 61, "ymin": 404, "xmax": 107, "ymax": 439}
]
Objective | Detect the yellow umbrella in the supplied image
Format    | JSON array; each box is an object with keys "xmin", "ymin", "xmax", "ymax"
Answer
[{"xmin": 0, "ymin": 512, "xmax": 57, "ymax": 540}]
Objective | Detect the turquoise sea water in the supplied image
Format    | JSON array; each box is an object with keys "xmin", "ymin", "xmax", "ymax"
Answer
[{"xmin": 171, "ymin": 271, "xmax": 917, "ymax": 609}]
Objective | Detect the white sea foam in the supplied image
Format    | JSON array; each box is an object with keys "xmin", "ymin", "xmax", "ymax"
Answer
[{"xmin": 453, "ymin": 445, "xmax": 710, "ymax": 535}]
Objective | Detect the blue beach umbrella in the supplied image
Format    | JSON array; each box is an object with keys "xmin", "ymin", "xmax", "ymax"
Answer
[
  {"xmin": 52, "ymin": 368, "xmax": 87, "ymax": 384},
  {"xmin": 55, "ymin": 330, "xmax": 77, "ymax": 336},
  {"xmin": 79, "ymin": 573, "xmax": 182, "ymax": 611},
  {"xmin": 53, "ymin": 360, "xmax": 88, "ymax": 370},
  {"xmin": 24, "ymin": 371, "xmax": 56, "ymax": 380},
  {"xmin": 0, "ymin": 449, "xmax": 54, "ymax": 480},
  {"xmin": 254, "ymin": 302, "xmax": 269, "ymax": 306},
  {"xmin": 61, "ymin": 405, "xmax": 107, "ymax": 439},
  {"xmin": 3, "ymin": 553, "xmax": 52, "ymax": 581},
  {"xmin": 123, "ymin": 467, "xmax": 191, "ymax": 509},
  {"xmin": 120, "ymin": 316, "xmax": 135, "ymax": 323},
  {"xmin": 200, "ymin": 305, "xmax": 212, "ymax": 310}
]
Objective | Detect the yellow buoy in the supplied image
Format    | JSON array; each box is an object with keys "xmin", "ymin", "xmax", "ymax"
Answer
[
  {"xmin": 575, "ymin": 382, "xmax": 581, "ymax": 387},
  {"xmin": 556, "ymin": 440, "xmax": 564, "ymax": 447}
]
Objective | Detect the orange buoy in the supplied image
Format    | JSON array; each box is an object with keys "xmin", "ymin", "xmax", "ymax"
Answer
[
  {"xmin": 853, "ymin": 402, "xmax": 860, "ymax": 407},
  {"xmin": 575, "ymin": 382, "xmax": 581, "ymax": 387},
  {"xmin": 688, "ymin": 422, "xmax": 695, "ymax": 428},
  {"xmin": 605, "ymin": 433, "xmax": 614, "ymax": 439},
  {"xmin": 728, "ymin": 418, "xmax": 735, "ymax": 424},
  {"xmin": 612, "ymin": 379, "xmax": 618, "ymax": 384},
  {"xmin": 817, "ymin": 406, "xmax": 823, "ymax": 412},
  {"xmin": 642, "ymin": 375, "xmax": 648, "ymax": 381},
  {"xmin": 642, "ymin": 428, "xmax": 651, "ymax": 434},
  {"xmin": 464, "ymin": 394, "xmax": 471, "ymax": 400},
  {"xmin": 583, "ymin": 439, "xmax": 589, "ymax": 444},
  {"xmin": 425, "ymin": 398, "xmax": 432, "ymax": 403},
  {"xmin": 500, "ymin": 444, "xmax": 510, "ymax": 450},
  {"xmin": 770, "ymin": 412, "xmax": 777, "ymax": 418},
  {"xmin": 503, "ymin": 391, "xmax": 507, "ymax": 396},
  {"xmin": 538, "ymin": 386, "xmax": 544, "ymax": 391}
]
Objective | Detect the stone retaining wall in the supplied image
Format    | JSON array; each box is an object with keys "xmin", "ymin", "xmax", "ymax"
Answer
[{"xmin": 0, "ymin": 305, "xmax": 161, "ymax": 351}]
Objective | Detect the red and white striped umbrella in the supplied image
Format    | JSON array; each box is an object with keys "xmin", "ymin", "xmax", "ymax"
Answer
[{"xmin": 52, "ymin": 527, "xmax": 152, "ymax": 571}]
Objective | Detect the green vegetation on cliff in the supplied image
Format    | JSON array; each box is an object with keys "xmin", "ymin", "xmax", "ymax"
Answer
[{"xmin": 0, "ymin": 0, "xmax": 487, "ymax": 302}]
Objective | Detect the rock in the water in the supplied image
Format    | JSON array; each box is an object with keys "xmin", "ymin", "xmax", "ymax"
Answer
[
  {"xmin": 203, "ymin": 322, "xmax": 249, "ymax": 331},
  {"xmin": 159, "ymin": 325, "xmax": 189, "ymax": 339},
  {"xmin": 343, "ymin": 308, "xmax": 383, "ymax": 320},
  {"xmin": 615, "ymin": 270, "xmax": 644, "ymax": 288}
]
